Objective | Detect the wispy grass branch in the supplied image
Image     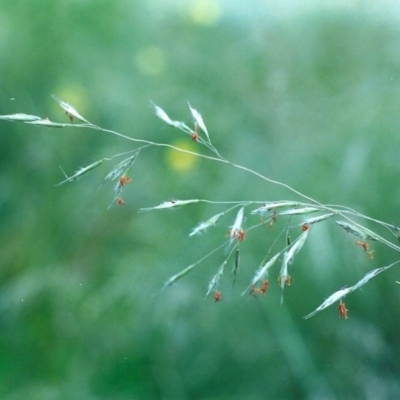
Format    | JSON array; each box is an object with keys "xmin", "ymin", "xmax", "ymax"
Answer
[{"xmin": 2, "ymin": 95, "xmax": 400, "ymax": 319}]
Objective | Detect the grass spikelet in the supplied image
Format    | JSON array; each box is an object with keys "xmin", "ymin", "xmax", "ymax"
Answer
[
  {"xmin": 206, "ymin": 260, "xmax": 227, "ymax": 296},
  {"xmin": 251, "ymin": 252, "xmax": 281, "ymax": 286},
  {"xmin": 161, "ymin": 263, "xmax": 197, "ymax": 290},
  {"xmin": 243, "ymin": 252, "xmax": 281, "ymax": 295},
  {"xmin": 279, "ymin": 251, "xmax": 291, "ymax": 290},
  {"xmin": 304, "ymin": 260, "xmax": 400, "ymax": 319},
  {"xmin": 153, "ymin": 104, "xmax": 179, "ymax": 127},
  {"xmin": 51, "ymin": 94, "xmax": 89, "ymax": 123},
  {"xmin": 55, "ymin": 159, "xmax": 104, "ymax": 186},
  {"xmin": 153, "ymin": 103, "xmax": 192, "ymax": 134},
  {"xmin": 106, "ymin": 153, "xmax": 141, "ymax": 208},
  {"xmin": 0, "ymin": 113, "xmax": 42, "ymax": 122},
  {"xmin": 302, "ymin": 213, "xmax": 335, "ymax": 225},
  {"xmin": 303, "ymin": 287, "xmax": 352, "ymax": 319},
  {"xmin": 189, "ymin": 212, "xmax": 225, "ymax": 236},
  {"xmin": 285, "ymin": 228, "xmax": 311, "ymax": 264},
  {"xmin": 251, "ymin": 201, "xmax": 301, "ymax": 215},
  {"xmin": 232, "ymin": 249, "xmax": 240, "ymax": 287},
  {"xmin": 279, "ymin": 207, "xmax": 321, "ymax": 216},
  {"xmin": 278, "ymin": 229, "xmax": 310, "ymax": 302},
  {"xmin": 351, "ymin": 265, "xmax": 392, "ymax": 291},
  {"xmin": 26, "ymin": 118, "xmax": 69, "ymax": 128},
  {"xmin": 188, "ymin": 102, "xmax": 209, "ymax": 142},
  {"xmin": 229, "ymin": 207, "xmax": 245, "ymax": 244},
  {"xmin": 104, "ymin": 153, "xmax": 139, "ymax": 182},
  {"xmin": 140, "ymin": 199, "xmax": 200, "ymax": 211},
  {"xmin": 336, "ymin": 221, "xmax": 379, "ymax": 241}
]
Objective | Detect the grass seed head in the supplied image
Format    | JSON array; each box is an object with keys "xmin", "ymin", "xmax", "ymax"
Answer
[
  {"xmin": 55, "ymin": 159, "xmax": 104, "ymax": 186},
  {"xmin": 153, "ymin": 103, "xmax": 193, "ymax": 134},
  {"xmin": 206, "ymin": 260, "xmax": 227, "ymax": 297},
  {"xmin": 279, "ymin": 207, "xmax": 320, "ymax": 216},
  {"xmin": 189, "ymin": 212, "xmax": 224, "ymax": 237},
  {"xmin": 229, "ymin": 207, "xmax": 245, "ymax": 244},
  {"xmin": 302, "ymin": 213, "xmax": 335, "ymax": 225},
  {"xmin": 188, "ymin": 102, "xmax": 209, "ymax": 142},
  {"xmin": 0, "ymin": 113, "xmax": 42, "ymax": 122},
  {"xmin": 140, "ymin": 199, "xmax": 200, "ymax": 212},
  {"xmin": 251, "ymin": 201, "xmax": 301, "ymax": 215},
  {"xmin": 336, "ymin": 221, "xmax": 379, "ymax": 241},
  {"xmin": 26, "ymin": 118, "xmax": 66, "ymax": 128},
  {"xmin": 250, "ymin": 252, "xmax": 281, "ymax": 287},
  {"xmin": 51, "ymin": 94, "xmax": 89, "ymax": 124},
  {"xmin": 104, "ymin": 153, "xmax": 139, "ymax": 182},
  {"xmin": 303, "ymin": 287, "xmax": 352, "ymax": 319}
]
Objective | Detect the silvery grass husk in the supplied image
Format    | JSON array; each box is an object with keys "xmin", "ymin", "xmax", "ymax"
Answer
[
  {"xmin": 0, "ymin": 113, "xmax": 42, "ymax": 122},
  {"xmin": 284, "ymin": 228, "xmax": 311, "ymax": 265},
  {"xmin": 251, "ymin": 201, "xmax": 303, "ymax": 215},
  {"xmin": 189, "ymin": 212, "xmax": 225, "ymax": 237},
  {"xmin": 228, "ymin": 207, "xmax": 245, "ymax": 246},
  {"xmin": 105, "ymin": 152, "xmax": 140, "ymax": 208},
  {"xmin": 304, "ymin": 259, "xmax": 400, "ymax": 319},
  {"xmin": 206, "ymin": 260, "xmax": 227, "ymax": 296},
  {"xmin": 279, "ymin": 228, "xmax": 311, "ymax": 302},
  {"xmin": 242, "ymin": 252, "xmax": 281, "ymax": 296},
  {"xmin": 232, "ymin": 248, "xmax": 240, "ymax": 287},
  {"xmin": 153, "ymin": 102, "xmax": 221, "ymax": 154},
  {"xmin": 336, "ymin": 221, "xmax": 379, "ymax": 241},
  {"xmin": 279, "ymin": 251, "xmax": 291, "ymax": 301},
  {"xmin": 206, "ymin": 242, "xmax": 239, "ymax": 297},
  {"xmin": 301, "ymin": 213, "xmax": 335, "ymax": 226},
  {"xmin": 56, "ymin": 149, "xmax": 142, "ymax": 187},
  {"xmin": 278, "ymin": 207, "xmax": 321, "ymax": 216},
  {"xmin": 55, "ymin": 159, "xmax": 105, "ymax": 186},
  {"xmin": 152, "ymin": 103, "xmax": 192, "ymax": 133},
  {"xmin": 140, "ymin": 199, "xmax": 200, "ymax": 211},
  {"xmin": 303, "ymin": 287, "xmax": 352, "ymax": 319},
  {"xmin": 26, "ymin": 118, "xmax": 79, "ymax": 128},
  {"xmin": 51, "ymin": 94, "xmax": 90, "ymax": 124},
  {"xmin": 103, "ymin": 152, "xmax": 140, "ymax": 182},
  {"xmin": 0, "ymin": 113, "xmax": 88, "ymax": 128},
  {"xmin": 159, "ymin": 264, "xmax": 198, "ymax": 293},
  {"xmin": 187, "ymin": 102, "xmax": 210, "ymax": 143}
]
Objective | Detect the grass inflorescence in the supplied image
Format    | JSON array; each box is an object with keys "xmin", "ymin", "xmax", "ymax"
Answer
[{"xmin": 2, "ymin": 95, "xmax": 400, "ymax": 319}]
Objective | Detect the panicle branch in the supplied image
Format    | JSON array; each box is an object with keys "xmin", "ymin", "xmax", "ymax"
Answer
[{"xmin": 2, "ymin": 96, "xmax": 400, "ymax": 320}]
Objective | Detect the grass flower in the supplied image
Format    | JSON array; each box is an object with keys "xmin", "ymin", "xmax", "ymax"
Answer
[
  {"xmin": 55, "ymin": 159, "xmax": 105, "ymax": 186},
  {"xmin": 251, "ymin": 201, "xmax": 301, "ymax": 215},
  {"xmin": 188, "ymin": 102, "xmax": 210, "ymax": 143},
  {"xmin": 189, "ymin": 212, "xmax": 225, "ymax": 236},
  {"xmin": 228, "ymin": 207, "xmax": 245, "ymax": 245},
  {"xmin": 51, "ymin": 94, "xmax": 89, "ymax": 124},
  {"xmin": 140, "ymin": 199, "xmax": 200, "ymax": 211},
  {"xmin": 0, "ymin": 113, "xmax": 42, "ymax": 122}
]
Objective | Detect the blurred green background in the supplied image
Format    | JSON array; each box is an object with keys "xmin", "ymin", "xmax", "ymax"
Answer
[{"xmin": 1, "ymin": 1, "xmax": 400, "ymax": 399}]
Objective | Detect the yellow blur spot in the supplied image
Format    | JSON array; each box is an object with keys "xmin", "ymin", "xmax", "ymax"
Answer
[
  {"xmin": 135, "ymin": 46, "xmax": 166, "ymax": 76},
  {"xmin": 166, "ymin": 140, "xmax": 199, "ymax": 172},
  {"xmin": 189, "ymin": 0, "xmax": 221, "ymax": 26}
]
